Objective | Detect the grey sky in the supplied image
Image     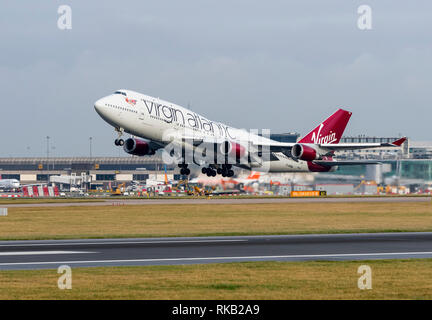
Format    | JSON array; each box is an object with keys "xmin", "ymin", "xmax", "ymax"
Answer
[{"xmin": 1, "ymin": 1, "xmax": 431, "ymax": 157}]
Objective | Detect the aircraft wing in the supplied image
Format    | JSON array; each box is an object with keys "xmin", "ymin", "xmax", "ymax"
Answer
[
  {"xmin": 165, "ymin": 132, "xmax": 406, "ymax": 152},
  {"xmin": 317, "ymin": 137, "xmax": 406, "ymax": 151},
  {"xmin": 262, "ymin": 137, "xmax": 406, "ymax": 159},
  {"xmin": 313, "ymin": 160, "xmax": 382, "ymax": 167},
  {"xmin": 161, "ymin": 131, "xmax": 405, "ymax": 162},
  {"xmin": 253, "ymin": 137, "xmax": 406, "ymax": 153}
]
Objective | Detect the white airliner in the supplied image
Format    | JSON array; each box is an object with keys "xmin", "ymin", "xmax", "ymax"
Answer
[
  {"xmin": 0, "ymin": 179, "xmax": 20, "ymax": 190},
  {"xmin": 94, "ymin": 90, "xmax": 406, "ymax": 177},
  {"xmin": 190, "ymin": 171, "xmax": 262, "ymax": 187}
]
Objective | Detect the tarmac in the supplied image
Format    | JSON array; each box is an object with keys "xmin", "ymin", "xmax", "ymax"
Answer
[
  {"xmin": 1, "ymin": 196, "xmax": 430, "ymax": 207},
  {"xmin": 1, "ymin": 232, "xmax": 431, "ymax": 270}
]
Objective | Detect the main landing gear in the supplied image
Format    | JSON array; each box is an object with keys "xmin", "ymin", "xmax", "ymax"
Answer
[
  {"xmin": 178, "ymin": 163, "xmax": 191, "ymax": 176},
  {"xmin": 202, "ymin": 166, "xmax": 216, "ymax": 177},
  {"xmin": 202, "ymin": 164, "xmax": 234, "ymax": 177},
  {"xmin": 114, "ymin": 127, "xmax": 124, "ymax": 146}
]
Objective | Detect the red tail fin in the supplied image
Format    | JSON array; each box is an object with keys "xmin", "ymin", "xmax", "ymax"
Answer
[
  {"xmin": 299, "ymin": 109, "xmax": 352, "ymax": 144},
  {"xmin": 391, "ymin": 137, "xmax": 406, "ymax": 147}
]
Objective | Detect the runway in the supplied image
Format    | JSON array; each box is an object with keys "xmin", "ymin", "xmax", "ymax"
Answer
[
  {"xmin": 1, "ymin": 232, "xmax": 432, "ymax": 270},
  {"xmin": 1, "ymin": 196, "xmax": 431, "ymax": 207}
]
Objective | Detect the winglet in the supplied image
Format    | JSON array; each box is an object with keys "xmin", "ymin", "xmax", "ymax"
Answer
[{"xmin": 391, "ymin": 137, "xmax": 407, "ymax": 147}]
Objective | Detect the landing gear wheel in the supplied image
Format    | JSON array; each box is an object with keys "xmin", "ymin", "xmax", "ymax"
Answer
[
  {"xmin": 228, "ymin": 170, "xmax": 234, "ymax": 177},
  {"xmin": 201, "ymin": 167, "xmax": 207, "ymax": 174},
  {"xmin": 114, "ymin": 138, "xmax": 124, "ymax": 146},
  {"xmin": 206, "ymin": 169, "xmax": 216, "ymax": 177},
  {"xmin": 180, "ymin": 167, "xmax": 191, "ymax": 176}
]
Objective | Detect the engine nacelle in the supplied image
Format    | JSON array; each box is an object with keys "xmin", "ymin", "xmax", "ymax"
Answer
[
  {"xmin": 292, "ymin": 143, "xmax": 320, "ymax": 161},
  {"xmin": 307, "ymin": 161, "xmax": 336, "ymax": 172},
  {"xmin": 220, "ymin": 141, "xmax": 247, "ymax": 159},
  {"xmin": 123, "ymin": 138, "xmax": 155, "ymax": 156}
]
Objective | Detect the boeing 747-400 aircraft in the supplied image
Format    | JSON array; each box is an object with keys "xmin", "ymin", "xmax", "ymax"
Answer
[{"xmin": 94, "ymin": 90, "xmax": 405, "ymax": 177}]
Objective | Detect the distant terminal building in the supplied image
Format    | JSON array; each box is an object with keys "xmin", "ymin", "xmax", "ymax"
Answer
[
  {"xmin": 408, "ymin": 141, "xmax": 432, "ymax": 159},
  {"xmin": 257, "ymin": 132, "xmax": 299, "ymax": 143},
  {"xmin": 324, "ymin": 159, "xmax": 432, "ymax": 187},
  {"xmin": 268, "ymin": 132, "xmax": 300, "ymax": 143},
  {"xmin": 326, "ymin": 136, "xmax": 432, "ymax": 187},
  {"xmin": 0, "ymin": 156, "xmax": 176, "ymax": 185}
]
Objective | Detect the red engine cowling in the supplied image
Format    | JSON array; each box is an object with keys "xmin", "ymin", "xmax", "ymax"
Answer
[
  {"xmin": 123, "ymin": 138, "xmax": 155, "ymax": 156},
  {"xmin": 220, "ymin": 141, "xmax": 247, "ymax": 159},
  {"xmin": 292, "ymin": 143, "xmax": 319, "ymax": 161}
]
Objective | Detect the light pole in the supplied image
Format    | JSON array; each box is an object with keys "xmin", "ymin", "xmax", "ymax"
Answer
[
  {"xmin": 89, "ymin": 137, "xmax": 93, "ymax": 159},
  {"xmin": 46, "ymin": 136, "xmax": 50, "ymax": 182},
  {"xmin": 51, "ymin": 146, "xmax": 56, "ymax": 171},
  {"xmin": 46, "ymin": 136, "xmax": 50, "ymax": 159}
]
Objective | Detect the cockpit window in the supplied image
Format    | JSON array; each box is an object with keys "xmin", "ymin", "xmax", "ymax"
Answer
[{"xmin": 114, "ymin": 91, "xmax": 127, "ymax": 96}]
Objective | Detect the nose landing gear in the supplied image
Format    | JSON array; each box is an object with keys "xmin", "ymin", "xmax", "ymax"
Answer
[
  {"xmin": 114, "ymin": 138, "xmax": 124, "ymax": 146},
  {"xmin": 114, "ymin": 127, "xmax": 124, "ymax": 146}
]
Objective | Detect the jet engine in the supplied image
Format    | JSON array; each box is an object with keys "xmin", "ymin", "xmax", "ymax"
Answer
[
  {"xmin": 123, "ymin": 138, "xmax": 156, "ymax": 156},
  {"xmin": 291, "ymin": 143, "xmax": 321, "ymax": 161}
]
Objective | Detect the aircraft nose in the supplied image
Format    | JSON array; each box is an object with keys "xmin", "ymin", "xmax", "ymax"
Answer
[{"xmin": 94, "ymin": 98, "xmax": 105, "ymax": 113}]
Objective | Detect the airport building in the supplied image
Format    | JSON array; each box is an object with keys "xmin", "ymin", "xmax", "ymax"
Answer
[
  {"xmin": 0, "ymin": 156, "xmax": 177, "ymax": 186},
  {"xmin": 267, "ymin": 132, "xmax": 299, "ymax": 143},
  {"xmin": 408, "ymin": 141, "xmax": 432, "ymax": 159}
]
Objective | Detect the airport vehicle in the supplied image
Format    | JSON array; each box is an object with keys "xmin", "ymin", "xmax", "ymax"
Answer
[
  {"xmin": 94, "ymin": 90, "xmax": 406, "ymax": 176},
  {"xmin": 174, "ymin": 179, "xmax": 214, "ymax": 196},
  {"xmin": 109, "ymin": 183, "xmax": 126, "ymax": 196},
  {"xmin": 0, "ymin": 179, "xmax": 20, "ymax": 190}
]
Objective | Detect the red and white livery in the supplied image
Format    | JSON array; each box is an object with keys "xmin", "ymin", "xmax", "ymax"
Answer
[{"xmin": 94, "ymin": 90, "xmax": 406, "ymax": 176}]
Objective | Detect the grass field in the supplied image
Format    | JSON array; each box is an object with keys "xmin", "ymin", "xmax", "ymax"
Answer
[
  {"xmin": 0, "ymin": 201, "xmax": 431, "ymax": 240},
  {"xmin": 1, "ymin": 259, "xmax": 431, "ymax": 299}
]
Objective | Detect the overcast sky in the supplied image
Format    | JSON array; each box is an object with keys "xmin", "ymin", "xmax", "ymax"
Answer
[{"xmin": 1, "ymin": 1, "xmax": 431, "ymax": 157}]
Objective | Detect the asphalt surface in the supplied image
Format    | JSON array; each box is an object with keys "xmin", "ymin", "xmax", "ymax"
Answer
[
  {"xmin": 1, "ymin": 196, "xmax": 431, "ymax": 207},
  {"xmin": 1, "ymin": 232, "xmax": 432, "ymax": 270}
]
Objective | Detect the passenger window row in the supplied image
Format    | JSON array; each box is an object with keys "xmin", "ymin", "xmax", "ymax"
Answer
[{"xmin": 105, "ymin": 103, "xmax": 137, "ymax": 113}]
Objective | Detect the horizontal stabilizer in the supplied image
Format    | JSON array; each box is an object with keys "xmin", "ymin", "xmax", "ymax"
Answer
[
  {"xmin": 319, "ymin": 136, "xmax": 407, "ymax": 151},
  {"xmin": 313, "ymin": 160, "xmax": 382, "ymax": 167},
  {"xmin": 388, "ymin": 137, "xmax": 406, "ymax": 147}
]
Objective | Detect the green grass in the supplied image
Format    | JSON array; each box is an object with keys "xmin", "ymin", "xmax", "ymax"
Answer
[
  {"xmin": 0, "ymin": 202, "xmax": 431, "ymax": 240},
  {"xmin": 1, "ymin": 260, "xmax": 432, "ymax": 299}
]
